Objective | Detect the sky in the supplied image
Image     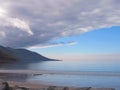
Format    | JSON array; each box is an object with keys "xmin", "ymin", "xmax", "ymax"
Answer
[{"xmin": 0, "ymin": 0, "xmax": 120, "ymax": 60}]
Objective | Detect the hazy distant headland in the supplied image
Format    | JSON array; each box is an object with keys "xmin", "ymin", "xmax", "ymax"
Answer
[{"xmin": 0, "ymin": 45, "xmax": 58, "ymax": 68}]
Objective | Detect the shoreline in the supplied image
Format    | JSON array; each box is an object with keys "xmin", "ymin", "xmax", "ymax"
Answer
[
  {"xmin": 8, "ymin": 81, "xmax": 51, "ymax": 89},
  {"xmin": 7, "ymin": 81, "xmax": 115, "ymax": 90},
  {"xmin": 6, "ymin": 81, "xmax": 115, "ymax": 90},
  {"xmin": 0, "ymin": 70, "xmax": 116, "ymax": 90},
  {"xmin": 0, "ymin": 70, "xmax": 120, "ymax": 76}
]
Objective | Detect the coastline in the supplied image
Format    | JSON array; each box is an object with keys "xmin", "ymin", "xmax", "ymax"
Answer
[
  {"xmin": 0, "ymin": 70, "xmax": 116, "ymax": 90},
  {"xmin": 6, "ymin": 81, "xmax": 115, "ymax": 90},
  {"xmin": 8, "ymin": 81, "xmax": 50, "ymax": 89},
  {"xmin": 0, "ymin": 70, "xmax": 120, "ymax": 76}
]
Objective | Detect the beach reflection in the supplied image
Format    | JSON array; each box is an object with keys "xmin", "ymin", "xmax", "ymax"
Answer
[{"xmin": 0, "ymin": 72, "xmax": 30, "ymax": 82}]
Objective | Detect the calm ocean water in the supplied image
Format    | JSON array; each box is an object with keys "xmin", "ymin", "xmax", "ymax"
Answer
[
  {"xmin": 27, "ymin": 60, "xmax": 120, "ymax": 90},
  {"xmin": 28, "ymin": 60, "xmax": 120, "ymax": 72},
  {"xmin": 1, "ymin": 60, "xmax": 120, "ymax": 90}
]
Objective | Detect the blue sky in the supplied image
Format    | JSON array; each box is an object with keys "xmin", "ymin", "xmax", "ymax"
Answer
[
  {"xmin": 30, "ymin": 26, "xmax": 120, "ymax": 60},
  {"xmin": 0, "ymin": 0, "xmax": 120, "ymax": 60}
]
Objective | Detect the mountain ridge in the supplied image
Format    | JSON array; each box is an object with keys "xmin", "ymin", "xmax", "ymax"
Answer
[{"xmin": 0, "ymin": 45, "xmax": 57, "ymax": 64}]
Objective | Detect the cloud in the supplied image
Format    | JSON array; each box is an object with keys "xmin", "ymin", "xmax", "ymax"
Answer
[
  {"xmin": 28, "ymin": 41, "xmax": 78, "ymax": 49},
  {"xmin": 0, "ymin": 31, "xmax": 5, "ymax": 37},
  {"xmin": 0, "ymin": 0, "xmax": 120, "ymax": 48},
  {"xmin": 0, "ymin": 7, "xmax": 7, "ymax": 17},
  {"xmin": 0, "ymin": 6, "xmax": 33, "ymax": 36},
  {"xmin": 28, "ymin": 43, "xmax": 63, "ymax": 49},
  {"xmin": 8, "ymin": 18, "xmax": 33, "ymax": 35},
  {"xmin": 67, "ymin": 42, "xmax": 78, "ymax": 46}
]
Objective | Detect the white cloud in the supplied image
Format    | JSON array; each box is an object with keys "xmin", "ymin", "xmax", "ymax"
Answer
[
  {"xmin": 67, "ymin": 42, "xmax": 78, "ymax": 46},
  {"xmin": 8, "ymin": 18, "xmax": 33, "ymax": 35},
  {"xmin": 28, "ymin": 41, "xmax": 77, "ymax": 49},
  {"xmin": 0, "ymin": 6, "xmax": 33, "ymax": 36},
  {"xmin": 0, "ymin": 7, "xmax": 7, "ymax": 17},
  {"xmin": 28, "ymin": 44, "xmax": 63, "ymax": 49},
  {"xmin": 0, "ymin": 0, "xmax": 120, "ymax": 48}
]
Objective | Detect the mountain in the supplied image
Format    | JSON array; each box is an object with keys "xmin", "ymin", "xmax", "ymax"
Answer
[
  {"xmin": 0, "ymin": 50, "xmax": 16, "ymax": 63},
  {"xmin": 0, "ymin": 45, "xmax": 57, "ymax": 64}
]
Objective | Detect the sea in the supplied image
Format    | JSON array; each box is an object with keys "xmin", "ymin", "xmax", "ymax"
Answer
[
  {"xmin": 1, "ymin": 60, "xmax": 120, "ymax": 90},
  {"xmin": 27, "ymin": 60, "xmax": 120, "ymax": 90}
]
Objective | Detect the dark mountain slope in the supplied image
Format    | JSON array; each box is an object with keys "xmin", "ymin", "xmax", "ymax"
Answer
[
  {"xmin": 0, "ymin": 45, "xmax": 56, "ymax": 64},
  {"xmin": 0, "ymin": 50, "xmax": 16, "ymax": 63}
]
